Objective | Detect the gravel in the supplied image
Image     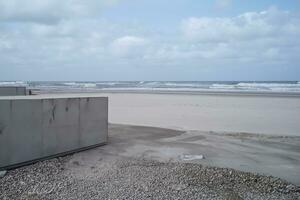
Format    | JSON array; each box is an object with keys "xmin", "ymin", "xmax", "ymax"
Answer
[{"xmin": 0, "ymin": 156, "xmax": 299, "ymax": 200}]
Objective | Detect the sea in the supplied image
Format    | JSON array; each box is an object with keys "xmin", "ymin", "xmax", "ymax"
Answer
[{"xmin": 1, "ymin": 81, "xmax": 300, "ymax": 94}]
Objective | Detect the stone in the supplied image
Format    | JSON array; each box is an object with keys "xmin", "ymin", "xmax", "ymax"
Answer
[{"xmin": 0, "ymin": 170, "xmax": 7, "ymax": 178}]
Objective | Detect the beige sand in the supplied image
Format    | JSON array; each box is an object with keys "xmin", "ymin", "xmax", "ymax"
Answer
[
  {"xmin": 104, "ymin": 93, "xmax": 300, "ymax": 135},
  {"xmin": 65, "ymin": 124, "xmax": 300, "ymax": 185}
]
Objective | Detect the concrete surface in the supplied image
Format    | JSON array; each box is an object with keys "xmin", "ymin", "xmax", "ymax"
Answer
[
  {"xmin": 0, "ymin": 87, "xmax": 26, "ymax": 96},
  {"xmin": 0, "ymin": 95, "xmax": 108, "ymax": 169}
]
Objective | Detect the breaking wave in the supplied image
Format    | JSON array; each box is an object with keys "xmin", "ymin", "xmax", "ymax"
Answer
[{"xmin": 1, "ymin": 81, "xmax": 299, "ymax": 93}]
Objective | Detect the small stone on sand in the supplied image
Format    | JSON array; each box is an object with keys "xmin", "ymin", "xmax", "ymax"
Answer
[
  {"xmin": 180, "ymin": 154, "xmax": 205, "ymax": 161},
  {"xmin": 0, "ymin": 170, "xmax": 7, "ymax": 178}
]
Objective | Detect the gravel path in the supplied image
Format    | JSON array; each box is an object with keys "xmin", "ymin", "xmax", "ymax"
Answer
[{"xmin": 0, "ymin": 156, "xmax": 299, "ymax": 200}]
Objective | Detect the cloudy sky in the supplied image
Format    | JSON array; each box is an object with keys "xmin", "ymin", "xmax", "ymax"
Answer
[{"xmin": 0, "ymin": 0, "xmax": 299, "ymax": 81}]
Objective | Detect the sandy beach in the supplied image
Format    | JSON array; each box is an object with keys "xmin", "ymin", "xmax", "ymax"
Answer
[
  {"xmin": 36, "ymin": 92, "xmax": 300, "ymax": 183},
  {"xmin": 1, "ymin": 91, "xmax": 300, "ymax": 199},
  {"xmin": 105, "ymin": 92, "xmax": 300, "ymax": 184},
  {"xmin": 104, "ymin": 92, "xmax": 300, "ymax": 136}
]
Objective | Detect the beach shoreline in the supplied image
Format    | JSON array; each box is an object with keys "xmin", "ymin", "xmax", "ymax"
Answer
[
  {"xmin": 32, "ymin": 88, "xmax": 300, "ymax": 98},
  {"xmin": 1, "ymin": 90, "xmax": 300, "ymax": 198}
]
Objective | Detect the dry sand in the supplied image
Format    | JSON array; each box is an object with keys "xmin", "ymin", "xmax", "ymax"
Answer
[{"xmin": 103, "ymin": 93, "xmax": 300, "ymax": 136}]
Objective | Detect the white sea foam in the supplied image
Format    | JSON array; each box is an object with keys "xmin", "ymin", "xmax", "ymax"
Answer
[
  {"xmin": 210, "ymin": 84, "xmax": 236, "ymax": 90},
  {"xmin": 63, "ymin": 82, "xmax": 77, "ymax": 86},
  {"xmin": 236, "ymin": 82, "xmax": 300, "ymax": 92},
  {"xmin": 96, "ymin": 82, "xmax": 118, "ymax": 86},
  {"xmin": 0, "ymin": 81, "xmax": 27, "ymax": 86},
  {"xmin": 237, "ymin": 82, "xmax": 299, "ymax": 87},
  {"xmin": 62, "ymin": 82, "xmax": 97, "ymax": 88},
  {"xmin": 164, "ymin": 82, "xmax": 200, "ymax": 87},
  {"xmin": 82, "ymin": 83, "xmax": 97, "ymax": 88}
]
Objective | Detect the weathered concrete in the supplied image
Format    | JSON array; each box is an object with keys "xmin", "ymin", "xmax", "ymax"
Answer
[
  {"xmin": 0, "ymin": 95, "xmax": 108, "ymax": 169},
  {"xmin": 0, "ymin": 87, "xmax": 27, "ymax": 96}
]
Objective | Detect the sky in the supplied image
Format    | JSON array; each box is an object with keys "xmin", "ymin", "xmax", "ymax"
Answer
[{"xmin": 0, "ymin": 0, "xmax": 300, "ymax": 81}]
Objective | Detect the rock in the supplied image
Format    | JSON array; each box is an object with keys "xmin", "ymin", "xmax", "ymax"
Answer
[
  {"xmin": 286, "ymin": 184, "xmax": 297, "ymax": 192},
  {"xmin": 0, "ymin": 170, "xmax": 6, "ymax": 178},
  {"xmin": 19, "ymin": 181, "xmax": 26, "ymax": 185},
  {"xmin": 171, "ymin": 183, "xmax": 188, "ymax": 191},
  {"xmin": 180, "ymin": 154, "xmax": 205, "ymax": 161}
]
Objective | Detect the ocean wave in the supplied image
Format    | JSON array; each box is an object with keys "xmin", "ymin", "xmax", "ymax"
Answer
[
  {"xmin": 142, "ymin": 82, "xmax": 162, "ymax": 86},
  {"xmin": 210, "ymin": 84, "xmax": 237, "ymax": 89},
  {"xmin": 62, "ymin": 82, "xmax": 97, "ymax": 88},
  {"xmin": 237, "ymin": 82, "xmax": 299, "ymax": 87},
  {"xmin": 82, "ymin": 83, "xmax": 96, "ymax": 88},
  {"xmin": 235, "ymin": 82, "xmax": 300, "ymax": 91},
  {"xmin": 0, "ymin": 81, "xmax": 27, "ymax": 86},
  {"xmin": 96, "ymin": 82, "xmax": 118, "ymax": 86},
  {"xmin": 6, "ymin": 81, "xmax": 300, "ymax": 93},
  {"xmin": 164, "ymin": 82, "xmax": 200, "ymax": 87},
  {"xmin": 63, "ymin": 82, "xmax": 77, "ymax": 86}
]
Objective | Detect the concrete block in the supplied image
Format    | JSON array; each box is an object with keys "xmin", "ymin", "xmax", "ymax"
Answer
[
  {"xmin": 0, "ymin": 100, "xmax": 11, "ymax": 166},
  {"xmin": 0, "ymin": 95, "xmax": 108, "ymax": 169},
  {"xmin": 42, "ymin": 98, "xmax": 80, "ymax": 155},
  {"xmin": 9, "ymin": 99, "xmax": 43, "ymax": 165},
  {"xmin": 0, "ymin": 87, "xmax": 26, "ymax": 96},
  {"xmin": 79, "ymin": 97, "xmax": 108, "ymax": 147}
]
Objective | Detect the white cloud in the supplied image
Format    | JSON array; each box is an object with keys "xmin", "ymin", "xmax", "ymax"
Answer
[
  {"xmin": 110, "ymin": 36, "xmax": 148, "ymax": 58},
  {"xmin": 181, "ymin": 8, "xmax": 299, "ymax": 43},
  {"xmin": 0, "ymin": 6, "xmax": 299, "ymax": 80},
  {"xmin": 179, "ymin": 7, "xmax": 300, "ymax": 63}
]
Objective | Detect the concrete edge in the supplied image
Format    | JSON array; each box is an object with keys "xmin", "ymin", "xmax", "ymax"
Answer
[{"xmin": 0, "ymin": 142, "xmax": 107, "ymax": 171}]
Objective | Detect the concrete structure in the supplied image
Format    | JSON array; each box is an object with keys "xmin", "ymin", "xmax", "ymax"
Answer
[
  {"xmin": 0, "ymin": 86, "xmax": 27, "ymax": 96},
  {"xmin": 0, "ymin": 94, "xmax": 108, "ymax": 169}
]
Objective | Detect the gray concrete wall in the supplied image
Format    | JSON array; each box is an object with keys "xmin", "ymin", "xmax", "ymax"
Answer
[
  {"xmin": 0, "ymin": 87, "xmax": 27, "ymax": 96},
  {"xmin": 0, "ymin": 95, "xmax": 108, "ymax": 169}
]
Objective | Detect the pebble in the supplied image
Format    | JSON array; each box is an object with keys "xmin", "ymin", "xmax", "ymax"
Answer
[
  {"xmin": 171, "ymin": 183, "xmax": 188, "ymax": 191},
  {"xmin": 0, "ymin": 157, "xmax": 299, "ymax": 200},
  {"xmin": 0, "ymin": 170, "xmax": 7, "ymax": 178}
]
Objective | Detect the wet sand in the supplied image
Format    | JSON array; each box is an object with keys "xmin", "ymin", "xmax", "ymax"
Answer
[{"xmin": 66, "ymin": 124, "xmax": 300, "ymax": 185}]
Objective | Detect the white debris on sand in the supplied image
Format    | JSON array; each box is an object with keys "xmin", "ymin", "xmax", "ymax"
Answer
[
  {"xmin": 180, "ymin": 154, "xmax": 205, "ymax": 161},
  {"xmin": 0, "ymin": 170, "xmax": 6, "ymax": 178}
]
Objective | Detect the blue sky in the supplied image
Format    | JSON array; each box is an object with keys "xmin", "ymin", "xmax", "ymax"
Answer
[
  {"xmin": 101, "ymin": 0, "xmax": 299, "ymax": 22},
  {"xmin": 0, "ymin": 0, "xmax": 299, "ymax": 81}
]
